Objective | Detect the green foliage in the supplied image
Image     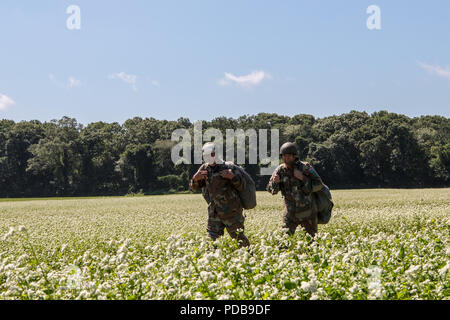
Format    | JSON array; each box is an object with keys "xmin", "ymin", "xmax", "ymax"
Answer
[
  {"xmin": 117, "ymin": 144, "xmax": 154, "ymax": 193},
  {"xmin": 157, "ymin": 175, "xmax": 184, "ymax": 190},
  {"xmin": 0, "ymin": 111, "xmax": 448, "ymax": 197}
]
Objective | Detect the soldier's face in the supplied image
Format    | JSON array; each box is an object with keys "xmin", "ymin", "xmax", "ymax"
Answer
[
  {"xmin": 282, "ymin": 154, "xmax": 296, "ymax": 165},
  {"xmin": 204, "ymin": 152, "xmax": 217, "ymax": 166}
]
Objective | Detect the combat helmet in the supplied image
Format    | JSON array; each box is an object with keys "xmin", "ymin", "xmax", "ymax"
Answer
[{"xmin": 280, "ymin": 142, "xmax": 298, "ymax": 156}]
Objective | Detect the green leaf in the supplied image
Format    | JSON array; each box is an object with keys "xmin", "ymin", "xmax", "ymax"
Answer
[{"xmin": 284, "ymin": 281, "xmax": 297, "ymax": 290}]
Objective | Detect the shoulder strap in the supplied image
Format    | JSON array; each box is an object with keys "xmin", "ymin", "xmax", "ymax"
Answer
[{"xmin": 223, "ymin": 161, "xmax": 236, "ymax": 169}]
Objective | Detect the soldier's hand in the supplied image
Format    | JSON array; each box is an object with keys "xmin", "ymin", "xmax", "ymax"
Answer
[
  {"xmin": 294, "ymin": 169, "xmax": 304, "ymax": 181},
  {"xmin": 273, "ymin": 174, "xmax": 280, "ymax": 184},
  {"xmin": 193, "ymin": 170, "xmax": 208, "ymax": 182},
  {"xmin": 220, "ymin": 169, "xmax": 235, "ymax": 180}
]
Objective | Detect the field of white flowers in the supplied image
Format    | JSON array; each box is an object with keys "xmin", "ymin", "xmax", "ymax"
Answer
[{"xmin": 0, "ymin": 189, "xmax": 448, "ymax": 300}]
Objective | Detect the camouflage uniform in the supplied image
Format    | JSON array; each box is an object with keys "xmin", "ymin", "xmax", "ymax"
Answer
[
  {"xmin": 190, "ymin": 162, "xmax": 250, "ymax": 247},
  {"xmin": 267, "ymin": 161, "xmax": 323, "ymax": 236}
]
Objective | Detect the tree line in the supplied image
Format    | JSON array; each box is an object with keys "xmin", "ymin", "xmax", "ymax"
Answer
[{"xmin": 0, "ymin": 111, "xmax": 448, "ymax": 197}]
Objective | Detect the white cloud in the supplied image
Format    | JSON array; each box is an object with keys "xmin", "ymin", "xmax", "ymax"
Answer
[
  {"xmin": 218, "ymin": 70, "xmax": 271, "ymax": 87},
  {"xmin": 49, "ymin": 74, "xmax": 82, "ymax": 88},
  {"xmin": 49, "ymin": 73, "xmax": 64, "ymax": 87},
  {"xmin": 418, "ymin": 62, "xmax": 450, "ymax": 79},
  {"xmin": 109, "ymin": 72, "xmax": 138, "ymax": 92},
  {"xmin": 0, "ymin": 93, "xmax": 15, "ymax": 110},
  {"xmin": 151, "ymin": 80, "xmax": 160, "ymax": 87},
  {"xmin": 68, "ymin": 76, "xmax": 82, "ymax": 88}
]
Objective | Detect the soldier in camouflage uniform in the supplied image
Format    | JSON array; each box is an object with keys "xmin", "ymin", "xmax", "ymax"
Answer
[
  {"xmin": 267, "ymin": 142, "xmax": 324, "ymax": 237},
  {"xmin": 190, "ymin": 142, "xmax": 250, "ymax": 247}
]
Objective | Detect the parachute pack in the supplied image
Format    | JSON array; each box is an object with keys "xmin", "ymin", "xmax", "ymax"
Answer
[
  {"xmin": 298, "ymin": 162, "xmax": 334, "ymax": 224},
  {"xmin": 224, "ymin": 161, "xmax": 257, "ymax": 210},
  {"xmin": 200, "ymin": 162, "xmax": 257, "ymax": 210},
  {"xmin": 313, "ymin": 183, "xmax": 333, "ymax": 224}
]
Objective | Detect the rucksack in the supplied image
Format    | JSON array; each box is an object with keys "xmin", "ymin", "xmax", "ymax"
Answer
[
  {"xmin": 299, "ymin": 162, "xmax": 334, "ymax": 224},
  {"xmin": 224, "ymin": 161, "xmax": 257, "ymax": 210},
  {"xmin": 313, "ymin": 184, "xmax": 333, "ymax": 224},
  {"xmin": 201, "ymin": 162, "xmax": 257, "ymax": 210}
]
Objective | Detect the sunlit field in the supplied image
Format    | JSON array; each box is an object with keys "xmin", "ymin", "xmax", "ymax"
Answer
[{"xmin": 0, "ymin": 189, "xmax": 449, "ymax": 300}]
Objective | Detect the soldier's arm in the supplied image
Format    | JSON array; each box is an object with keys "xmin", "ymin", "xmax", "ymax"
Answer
[
  {"xmin": 189, "ymin": 165, "xmax": 207, "ymax": 192},
  {"xmin": 302, "ymin": 162, "xmax": 323, "ymax": 193},
  {"xmin": 190, "ymin": 177, "xmax": 205, "ymax": 192},
  {"xmin": 266, "ymin": 167, "xmax": 281, "ymax": 195}
]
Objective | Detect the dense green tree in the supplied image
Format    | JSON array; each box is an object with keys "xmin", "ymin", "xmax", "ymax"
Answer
[
  {"xmin": 308, "ymin": 132, "xmax": 364, "ymax": 187},
  {"xmin": 359, "ymin": 136, "xmax": 392, "ymax": 186},
  {"xmin": 0, "ymin": 111, "xmax": 447, "ymax": 197},
  {"xmin": 0, "ymin": 120, "xmax": 18, "ymax": 196},
  {"xmin": 79, "ymin": 121, "xmax": 126, "ymax": 194},
  {"xmin": 116, "ymin": 144, "xmax": 155, "ymax": 193},
  {"xmin": 26, "ymin": 117, "xmax": 83, "ymax": 195},
  {"xmin": 430, "ymin": 143, "xmax": 450, "ymax": 182}
]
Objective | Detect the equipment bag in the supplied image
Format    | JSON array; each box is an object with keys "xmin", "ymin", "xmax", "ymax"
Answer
[
  {"xmin": 313, "ymin": 184, "xmax": 333, "ymax": 224},
  {"xmin": 299, "ymin": 161, "xmax": 334, "ymax": 224},
  {"xmin": 224, "ymin": 161, "xmax": 257, "ymax": 210}
]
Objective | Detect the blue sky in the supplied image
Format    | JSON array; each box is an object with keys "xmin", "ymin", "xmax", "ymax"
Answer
[{"xmin": 0, "ymin": 0, "xmax": 449, "ymax": 124}]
